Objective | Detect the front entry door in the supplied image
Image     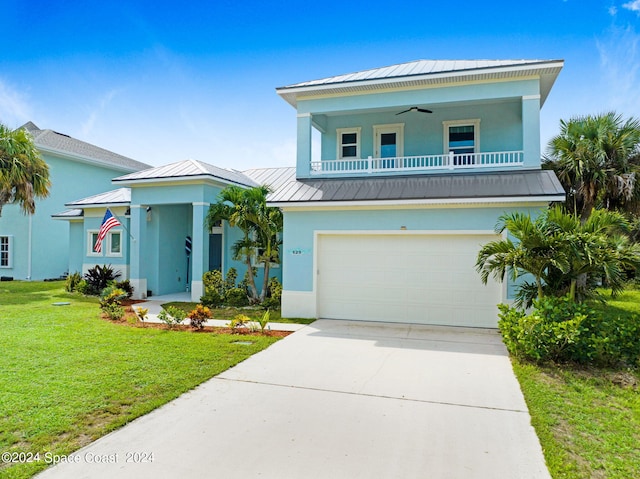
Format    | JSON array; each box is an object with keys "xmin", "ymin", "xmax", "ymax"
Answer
[
  {"xmin": 208, "ymin": 234, "xmax": 222, "ymax": 271},
  {"xmin": 374, "ymin": 124, "xmax": 404, "ymax": 168}
]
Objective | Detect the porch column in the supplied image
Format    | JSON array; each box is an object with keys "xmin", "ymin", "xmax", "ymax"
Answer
[
  {"xmin": 522, "ymin": 94, "xmax": 541, "ymax": 168},
  {"xmin": 190, "ymin": 202, "xmax": 210, "ymax": 302},
  {"xmin": 129, "ymin": 204, "xmax": 147, "ymax": 299},
  {"xmin": 296, "ymin": 113, "xmax": 312, "ymax": 178}
]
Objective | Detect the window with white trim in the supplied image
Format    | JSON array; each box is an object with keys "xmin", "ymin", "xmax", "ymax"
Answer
[
  {"xmin": 87, "ymin": 230, "xmax": 103, "ymax": 256},
  {"xmin": 443, "ymin": 119, "xmax": 480, "ymax": 165},
  {"xmin": 0, "ymin": 236, "xmax": 12, "ymax": 268},
  {"xmin": 337, "ymin": 127, "xmax": 361, "ymax": 159},
  {"xmin": 107, "ymin": 231, "xmax": 122, "ymax": 257}
]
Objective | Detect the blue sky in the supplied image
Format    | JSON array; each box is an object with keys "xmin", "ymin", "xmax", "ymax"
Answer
[{"xmin": 1, "ymin": 0, "xmax": 639, "ymax": 170}]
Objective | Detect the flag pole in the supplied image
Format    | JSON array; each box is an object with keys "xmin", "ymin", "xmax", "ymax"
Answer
[{"xmin": 107, "ymin": 207, "xmax": 136, "ymax": 241}]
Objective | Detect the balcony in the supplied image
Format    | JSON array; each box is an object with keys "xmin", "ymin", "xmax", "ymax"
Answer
[{"xmin": 310, "ymin": 151, "xmax": 524, "ymax": 175}]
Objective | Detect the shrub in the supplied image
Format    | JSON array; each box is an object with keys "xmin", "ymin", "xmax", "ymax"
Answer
[
  {"xmin": 200, "ymin": 290, "xmax": 223, "ymax": 308},
  {"xmin": 498, "ymin": 296, "xmax": 640, "ymax": 366},
  {"xmin": 114, "ymin": 279, "xmax": 134, "ymax": 298},
  {"xmin": 224, "ymin": 287, "xmax": 249, "ymax": 307},
  {"xmin": 65, "ymin": 271, "xmax": 83, "ymax": 292},
  {"xmin": 84, "ymin": 265, "xmax": 121, "ymax": 295},
  {"xmin": 262, "ymin": 277, "xmax": 282, "ymax": 309},
  {"xmin": 187, "ymin": 304, "xmax": 212, "ymax": 330},
  {"xmin": 158, "ymin": 306, "xmax": 187, "ymax": 329},
  {"xmin": 203, "ymin": 270, "xmax": 224, "ymax": 295},
  {"xmin": 224, "ymin": 267, "xmax": 238, "ymax": 292},
  {"xmin": 75, "ymin": 279, "xmax": 91, "ymax": 295},
  {"xmin": 99, "ymin": 286, "xmax": 128, "ymax": 308},
  {"xmin": 255, "ymin": 309, "xmax": 270, "ymax": 333},
  {"xmin": 229, "ymin": 313, "xmax": 251, "ymax": 329},
  {"xmin": 102, "ymin": 303, "xmax": 125, "ymax": 321},
  {"xmin": 135, "ymin": 307, "xmax": 148, "ymax": 324}
]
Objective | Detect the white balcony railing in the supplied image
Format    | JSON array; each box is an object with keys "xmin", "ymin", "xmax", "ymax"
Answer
[{"xmin": 310, "ymin": 151, "xmax": 524, "ymax": 175}]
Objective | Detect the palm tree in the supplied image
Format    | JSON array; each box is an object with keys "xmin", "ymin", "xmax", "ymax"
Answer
[
  {"xmin": 0, "ymin": 123, "xmax": 50, "ymax": 217},
  {"xmin": 206, "ymin": 185, "xmax": 282, "ymax": 304},
  {"xmin": 476, "ymin": 211, "xmax": 569, "ymax": 305},
  {"xmin": 544, "ymin": 112, "xmax": 640, "ymax": 221}
]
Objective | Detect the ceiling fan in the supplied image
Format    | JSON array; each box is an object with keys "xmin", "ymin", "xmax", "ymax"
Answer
[{"xmin": 396, "ymin": 106, "xmax": 433, "ymax": 115}]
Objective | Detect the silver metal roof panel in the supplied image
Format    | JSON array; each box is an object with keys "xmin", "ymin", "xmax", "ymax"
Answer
[{"xmin": 66, "ymin": 188, "xmax": 131, "ymax": 207}]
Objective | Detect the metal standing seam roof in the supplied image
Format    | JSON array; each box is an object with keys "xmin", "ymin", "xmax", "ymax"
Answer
[
  {"xmin": 112, "ymin": 159, "xmax": 259, "ymax": 187},
  {"xmin": 266, "ymin": 170, "xmax": 566, "ymax": 205},
  {"xmin": 65, "ymin": 187, "xmax": 131, "ymax": 207},
  {"xmin": 51, "ymin": 208, "xmax": 84, "ymax": 219},
  {"xmin": 20, "ymin": 122, "xmax": 151, "ymax": 172},
  {"xmin": 277, "ymin": 59, "xmax": 564, "ymax": 107},
  {"xmin": 243, "ymin": 167, "xmax": 297, "ymax": 191}
]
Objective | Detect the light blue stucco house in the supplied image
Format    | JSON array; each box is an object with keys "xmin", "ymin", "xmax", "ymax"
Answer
[
  {"xmin": 269, "ymin": 59, "xmax": 566, "ymax": 327},
  {"xmin": 0, "ymin": 122, "xmax": 150, "ymax": 281},
  {"xmin": 53, "ymin": 59, "xmax": 566, "ymax": 328},
  {"xmin": 57, "ymin": 160, "xmax": 287, "ymax": 300}
]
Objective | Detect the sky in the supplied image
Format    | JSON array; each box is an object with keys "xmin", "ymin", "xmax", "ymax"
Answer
[{"xmin": 1, "ymin": 0, "xmax": 640, "ymax": 171}]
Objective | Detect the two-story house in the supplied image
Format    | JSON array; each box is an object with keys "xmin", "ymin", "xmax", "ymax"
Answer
[
  {"xmin": 56, "ymin": 59, "xmax": 565, "ymax": 328},
  {"xmin": 270, "ymin": 59, "xmax": 566, "ymax": 327}
]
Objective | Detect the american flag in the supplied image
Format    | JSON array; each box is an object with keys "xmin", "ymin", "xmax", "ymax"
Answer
[{"xmin": 94, "ymin": 208, "xmax": 121, "ymax": 253}]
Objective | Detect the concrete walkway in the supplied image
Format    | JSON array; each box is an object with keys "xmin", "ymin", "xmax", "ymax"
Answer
[{"xmin": 36, "ymin": 320, "xmax": 550, "ymax": 479}]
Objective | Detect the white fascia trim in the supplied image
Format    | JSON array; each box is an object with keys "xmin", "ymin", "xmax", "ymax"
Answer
[
  {"xmin": 64, "ymin": 201, "xmax": 129, "ymax": 208},
  {"xmin": 277, "ymin": 61, "xmax": 565, "ymax": 96},
  {"xmin": 522, "ymin": 94, "xmax": 541, "ymax": 100},
  {"xmin": 297, "ymin": 112, "xmax": 312, "ymax": 118},
  {"xmin": 269, "ymin": 195, "xmax": 566, "ymax": 209},
  {"xmin": 112, "ymin": 175, "xmax": 255, "ymax": 189},
  {"xmin": 316, "ymin": 229, "xmax": 498, "ymax": 236},
  {"xmin": 37, "ymin": 145, "xmax": 141, "ymax": 173},
  {"xmin": 192, "ymin": 202, "xmax": 211, "ymax": 207}
]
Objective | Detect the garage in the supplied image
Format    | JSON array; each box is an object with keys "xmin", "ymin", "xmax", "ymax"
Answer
[{"xmin": 316, "ymin": 233, "xmax": 503, "ymax": 328}]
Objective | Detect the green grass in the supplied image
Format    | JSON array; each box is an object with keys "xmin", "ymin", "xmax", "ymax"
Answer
[
  {"xmin": 514, "ymin": 288, "xmax": 640, "ymax": 479},
  {"xmin": 161, "ymin": 301, "xmax": 316, "ymax": 324},
  {"xmin": 0, "ymin": 281, "xmax": 280, "ymax": 479}
]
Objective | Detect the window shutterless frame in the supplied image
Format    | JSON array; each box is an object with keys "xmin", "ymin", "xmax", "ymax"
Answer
[{"xmin": 336, "ymin": 127, "xmax": 361, "ymax": 159}]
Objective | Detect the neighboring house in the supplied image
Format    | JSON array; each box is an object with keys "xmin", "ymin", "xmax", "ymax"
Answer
[
  {"xmin": 0, "ymin": 122, "xmax": 150, "ymax": 280},
  {"xmin": 57, "ymin": 160, "xmax": 287, "ymax": 299},
  {"xmin": 269, "ymin": 59, "xmax": 566, "ymax": 327}
]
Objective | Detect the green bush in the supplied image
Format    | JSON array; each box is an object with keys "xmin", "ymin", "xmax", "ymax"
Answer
[
  {"xmin": 114, "ymin": 279, "xmax": 134, "ymax": 298},
  {"xmin": 158, "ymin": 306, "xmax": 187, "ymax": 329},
  {"xmin": 102, "ymin": 303, "xmax": 125, "ymax": 321},
  {"xmin": 65, "ymin": 272, "xmax": 83, "ymax": 292},
  {"xmin": 200, "ymin": 290, "xmax": 223, "ymax": 308},
  {"xmin": 99, "ymin": 286, "xmax": 128, "ymax": 308},
  {"xmin": 262, "ymin": 276, "xmax": 282, "ymax": 309},
  {"xmin": 187, "ymin": 304, "xmax": 212, "ymax": 330},
  {"xmin": 224, "ymin": 287, "xmax": 249, "ymax": 307},
  {"xmin": 498, "ymin": 296, "xmax": 640, "ymax": 366},
  {"xmin": 75, "ymin": 279, "xmax": 91, "ymax": 295},
  {"xmin": 84, "ymin": 264, "xmax": 121, "ymax": 295},
  {"xmin": 224, "ymin": 267, "xmax": 238, "ymax": 293},
  {"xmin": 203, "ymin": 270, "xmax": 224, "ymax": 295}
]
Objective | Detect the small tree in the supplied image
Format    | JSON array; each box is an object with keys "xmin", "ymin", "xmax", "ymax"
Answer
[
  {"xmin": 0, "ymin": 123, "xmax": 50, "ymax": 217},
  {"xmin": 206, "ymin": 185, "xmax": 282, "ymax": 304}
]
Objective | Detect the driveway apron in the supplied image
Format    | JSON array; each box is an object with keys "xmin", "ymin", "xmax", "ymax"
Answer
[{"xmin": 36, "ymin": 319, "xmax": 550, "ymax": 479}]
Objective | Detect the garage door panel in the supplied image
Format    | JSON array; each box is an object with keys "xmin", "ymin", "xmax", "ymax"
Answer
[{"xmin": 317, "ymin": 234, "xmax": 502, "ymax": 328}]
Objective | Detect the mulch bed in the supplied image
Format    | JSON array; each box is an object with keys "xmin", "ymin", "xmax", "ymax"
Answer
[{"xmin": 102, "ymin": 301, "xmax": 291, "ymax": 338}]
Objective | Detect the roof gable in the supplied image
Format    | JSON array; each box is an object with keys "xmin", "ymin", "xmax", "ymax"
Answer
[
  {"xmin": 277, "ymin": 59, "xmax": 564, "ymax": 108},
  {"xmin": 113, "ymin": 159, "xmax": 259, "ymax": 187},
  {"xmin": 19, "ymin": 122, "xmax": 150, "ymax": 173}
]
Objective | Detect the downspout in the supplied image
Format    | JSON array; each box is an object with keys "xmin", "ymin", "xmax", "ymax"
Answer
[{"xmin": 27, "ymin": 215, "xmax": 32, "ymax": 280}]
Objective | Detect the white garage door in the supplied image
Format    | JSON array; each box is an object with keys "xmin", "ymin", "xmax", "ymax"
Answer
[{"xmin": 317, "ymin": 234, "xmax": 503, "ymax": 328}]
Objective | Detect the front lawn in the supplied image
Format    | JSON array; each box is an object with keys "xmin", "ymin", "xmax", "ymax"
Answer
[
  {"xmin": 0, "ymin": 281, "xmax": 280, "ymax": 479},
  {"xmin": 514, "ymin": 288, "xmax": 640, "ymax": 479}
]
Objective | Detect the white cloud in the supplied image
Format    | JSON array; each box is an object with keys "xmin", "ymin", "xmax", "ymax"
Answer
[
  {"xmin": 81, "ymin": 89, "xmax": 121, "ymax": 136},
  {"xmin": 0, "ymin": 79, "xmax": 33, "ymax": 127},
  {"xmin": 609, "ymin": 5, "xmax": 618, "ymax": 16},
  {"xmin": 596, "ymin": 25, "xmax": 640, "ymax": 114},
  {"xmin": 623, "ymin": 0, "xmax": 640, "ymax": 13}
]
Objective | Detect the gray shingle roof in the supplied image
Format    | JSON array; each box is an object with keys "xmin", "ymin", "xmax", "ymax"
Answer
[
  {"xmin": 277, "ymin": 59, "xmax": 564, "ymax": 107},
  {"xmin": 113, "ymin": 159, "xmax": 258, "ymax": 187},
  {"xmin": 65, "ymin": 188, "xmax": 131, "ymax": 207},
  {"xmin": 20, "ymin": 122, "xmax": 150, "ymax": 172},
  {"xmin": 267, "ymin": 170, "xmax": 566, "ymax": 205}
]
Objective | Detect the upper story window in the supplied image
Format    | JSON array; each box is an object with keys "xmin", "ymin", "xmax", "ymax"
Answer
[
  {"xmin": 337, "ymin": 127, "xmax": 361, "ymax": 159},
  {"xmin": 443, "ymin": 119, "xmax": 480, "ymax": 166},
  {"xmin": 0, "ymin": 236, "xmax": 12, "ymax": 268}
]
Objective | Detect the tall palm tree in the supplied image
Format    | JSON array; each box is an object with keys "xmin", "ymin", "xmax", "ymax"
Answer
[
  {"xmin": 205, "ymin": 185, "xmax": 282, "ymax": 303},
  {"xmin": 0, "ymin": 123, "xmax": 50, "ymax": 217},
  {"xmin": 544, "ymin": 112, "xmax": 640, "ymax": 221}
]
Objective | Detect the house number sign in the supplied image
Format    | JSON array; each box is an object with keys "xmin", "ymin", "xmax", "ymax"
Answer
[{"xmin": 287, "ymin": 248, "xmax": 311, "ymax": 255}]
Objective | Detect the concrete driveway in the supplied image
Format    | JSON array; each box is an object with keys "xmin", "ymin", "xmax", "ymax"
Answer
[{"xmin": 37, "ymin": 320, "xmax": 550, "ymax": 479}]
